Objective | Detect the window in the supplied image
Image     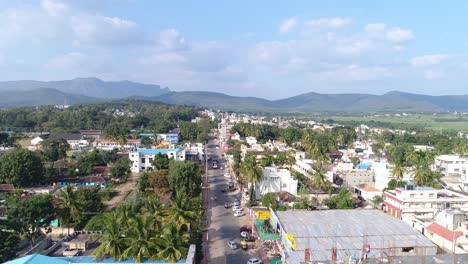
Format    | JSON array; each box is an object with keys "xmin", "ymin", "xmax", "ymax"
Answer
[
  {"xmin": 429, "ymin": 194, "xmax": 434, "ymax": 198},
  {"xmin": 402, "ymin": 247, "xmax": 414, "ymax": 253},
  {"xmin": 141, "ymin": 158, "xmax": 145, "ymax": 163},
  {"xmin": 410, "ymin": 194, "xmax": 415, "ymax": 198}
]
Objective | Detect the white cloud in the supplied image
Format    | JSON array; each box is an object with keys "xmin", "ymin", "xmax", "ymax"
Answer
[
  {"xmin": 46, "ymin": 51, "xmax": 86, "ymax": 68},
  {"xmin": 311, "ymin": 64, "xmax": 390, "ymax": 81},
  {"xmin": 71, "ymin": 14, "xmax": 144, "ymax": 46},
  {"xmin": 279, "ymin": 17, "xmax": 297, "ymax": 34},
  {"xmin": 159, "ymin": 29, "xmax": 187, "ymax": 50},
  {"xmin": 386, "ymin": 28, "xmax": 414, "ymax": 43},
  {"xmin": 41, "ymin": 0, "xmax": 68, "ymax": 16},
  {"xmin": 305, "ymin": 17, "xmax": 351, "ymax": 29},
  {"xmin": 424, "ymin": 70, "xmax": 445, "ymax": 80},
  {"xmin": 410, "ymin": 54, "xmax": 449, "ymax": 67}
]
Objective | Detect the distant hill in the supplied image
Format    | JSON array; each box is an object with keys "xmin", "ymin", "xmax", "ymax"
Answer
[
  {"xmin": 2, "ymin": 77, "xmax": 468, "ymax": 113},
  {"xmin": 0, "ymin": 88, "xmax": 102, "ymax": 108},
  {"xmin": 0, "ymin": 77, "xmax": 170, "ymax": 99},
  {"xmin": 148, "ymin": 90, "xmax": 468, "ymax": 113}
]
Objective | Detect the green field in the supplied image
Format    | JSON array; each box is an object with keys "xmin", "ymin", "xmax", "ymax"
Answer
[{"xmin": 322, "ymin": 113, "xmax": 468, "ymax": 133}]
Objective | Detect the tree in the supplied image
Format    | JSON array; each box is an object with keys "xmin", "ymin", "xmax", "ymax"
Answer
[
  {"xmin": 149, "ymin": 169, "xmax": 171, "ymax": 195},
  {"xmin": 122, "ymin": 215, "xmax": 157, "ymax": 263},
  {"xmin": 410, "ymin": 150, "xmax": 433, "ymax": 186},
  {"xmin": 261, "ymin": 193, "xmax": 278, "ymax": 210},
  {"xmin": 293, "ymin": 187, "xmax": 311, "ymax": 209},
  {"xmin": 7, "ymin": 194, "xmax": 55, "ymax": 246},
  {"xmin": 350, "ymin": 157, "xmax": 360, "ymax": 167},
  {"xmin": 110, "ymin": 158, "xmax": 131, "ymax": 178},
  {"xmin": 55, "ymin": 186, "xmax": 83, "ymax": 235},
  {"xmin": 242, "ymin": 153, "xmax": 264, "ymax": 205},
  {"xmin": 325, "ymin": 189, "xmax": 355, "ymax": 209},
  {"xmin": 104, "ymin": 123, "xmax": 128, "ymax": 145},
  {"xmin": 0, "ymin": 221, "xmax": 19, "ymax": 262},
  {"xmin": 41, "ymin": 138, "xmax": 70, "ymax": 162},
  {"xmin": 167, "ymin": 192, "xmax": 197, "ymax": 232},
  {"xmin": 75, "ymin": 187, "xmax": 104, "ymax": 229},
  {"xmin": 151, "ymin": 154, "xmax": 170, "ymax": 171},
  {"xmin": 0, "ymin": 148, "xmax": 45, "ymax": 187},
  {"xmin": 384, "ymin": 179, "xmax": 406, "ymax": 191},
  {"xmin": 309, "ymin": 158, "xmax": 330, "ymax": 205},
  {"xmin": 154, "ymin": 223, "xmax": 190, "ymax": 263},
  {"xmin": 94, "ymin": 212, "xmax": 126, "ymax": 261},
  {"xmin": 391, "ymin": 159, "xmax": 406, "ymax": 180},
  {"xmin": 371, "ymin": 195, "xmax": 384, "ymax": 208},
  {"xmin": 260, "ymin": 154, "xmax": 274, "ymax": 167},
  {"xmin": 140, "ymin": 136, "xmax": 153, "ymax": 148},
  {"xmin": 142, "ymin": 196, "xmax": 167, "ymax": 232},
  {"xmin": 138, "ymin": 172, "xmax": 150, "ymax": 193},
  {"xmin": 168, "ymin": 161, "xmax": 202, "ymax": 197}
]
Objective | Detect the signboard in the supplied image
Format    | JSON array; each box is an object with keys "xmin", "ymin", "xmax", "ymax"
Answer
[{"xmin": 255, "ymin": 211, "xmax": 271, "ymax": 220}]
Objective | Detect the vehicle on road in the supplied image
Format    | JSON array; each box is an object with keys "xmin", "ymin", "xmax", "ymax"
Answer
[
  {"xmin": 207, "ymin": 178, "xmax": 214, "ymax": 183},
  {"xmin": 221, "ymin": 188, "xmax": 226, "ymax": 193},
  {"xmin": 224, "ymin": 202, "xmax": 231, "ymax": 208},
  {"xmin": 247, "ymin": 258, "xmax": 262, "ymax": 264},
  {"xmin": 227, "ymin": 241, "xmax": 239, "ymax": 249},
  {"xmin": 233, "ymin": 199, "xmax": 240, "ymax": 206},
  {"xmin": 241, "ymin": 241, "xmax": 248, "ymax": 250},
  {"xmin": 232, "ymin": 205, "xmax": 242, "ymax": 211},
  {"xmin": 212, "ymin": 163, "xmax": 218, "ymax": 169},
  {"xmin": 240, "ymin": 231, "xmax": 251, "ymax": 238},
  {"xmin": 234, "ymin": 211, "xmax": 245, "ymax": 217},
  {"xmin": 224, "ymin": 173, "xmax": 231, "ymax": 178},
  {"xmin": 220, "ymin": 165, "xmax": 224, "ymax": 170}
]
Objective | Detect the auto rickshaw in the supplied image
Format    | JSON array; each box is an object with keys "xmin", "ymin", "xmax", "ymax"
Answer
[{"xmin": 241, "ymin": 241, "xmax": 248, "ymax": 250}]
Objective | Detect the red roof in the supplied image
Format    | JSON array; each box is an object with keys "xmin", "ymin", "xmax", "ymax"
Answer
[{"xmin": 426, "ymin": 223, "xmax": 463, "ymax": 241}]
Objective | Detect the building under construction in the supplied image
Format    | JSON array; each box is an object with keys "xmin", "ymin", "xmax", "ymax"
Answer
[{"xmin": 269, "ymin": 209, "xmax": 438, "ymax": 263}]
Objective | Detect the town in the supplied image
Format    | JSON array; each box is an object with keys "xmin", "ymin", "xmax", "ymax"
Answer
[{"xmin": 1, "ymin": 102, "xmax": 468, "ymax": 264}]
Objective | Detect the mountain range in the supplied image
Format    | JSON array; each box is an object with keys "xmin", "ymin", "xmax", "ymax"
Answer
[{"xmin": 1, "ymin": 77, "xmax": 468, "ymax": 113}]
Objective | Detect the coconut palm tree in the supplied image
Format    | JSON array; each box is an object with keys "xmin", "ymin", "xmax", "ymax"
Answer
[
  {"xmin": 242, "ymin": 153, "xmax": 264, "ymax": 205},
  {"xmin": 166, "ymin": 192, "xmax": 197, "ymax": 232},
  {"xmin": 116, "ymin": 203, "xmax": 135, "ymax": 230},
  {"xmin": 309, "ymin": 158, "xmax": 330, "ymax": 205},
  {"xmin": 142, "ymin": 196, "xmax": 167, "ymax": 231},
  {"xmin": 94, "ymin": 212, "xmax": 126, "ymax": 261},
  {"xmin": 154, "ymin": 223, "xmax": 189, "ymax": 263},
  {"xmin": 55, "ymin": 185, "xmax": 82, "ymax": 235},
  {"xmin": 122, "ymin": 215, "xmax": 158, "ymax": 263},
  {"xmin": 391, "ymin": 159, "xmax": 406, "ymax": 180},
  {"xmin": 410, "ymin": 150, "xmax": 432, "ymax": 186}
]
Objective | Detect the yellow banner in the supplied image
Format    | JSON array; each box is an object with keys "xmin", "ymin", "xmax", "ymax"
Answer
[
  {"xmin": 255, "ymin": 211, "xmax": 271, "ymax": 220},
  {"xmin": 286, "ymin": 233, "xmax": 297, "ymax": 250}
]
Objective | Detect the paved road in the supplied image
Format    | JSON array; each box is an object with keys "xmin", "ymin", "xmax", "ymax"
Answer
[{"xmin": 205, "ymin": 135, "xmax": 255, "ymax": 264}]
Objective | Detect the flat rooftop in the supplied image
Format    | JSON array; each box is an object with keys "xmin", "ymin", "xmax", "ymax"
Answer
[{"xmin": 276, "ymin": 210, "xmax": 435, "ymax": 262}]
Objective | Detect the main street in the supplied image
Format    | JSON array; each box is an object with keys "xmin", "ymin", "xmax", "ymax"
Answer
[{"xmin": 204, "ymin": 133, "xmax": 256, "ymax": 264}]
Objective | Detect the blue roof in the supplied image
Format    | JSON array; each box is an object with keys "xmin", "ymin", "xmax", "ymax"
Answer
[
  {"xmin": 358, "ymin": 162, "xmax": 372, "ymax": 169},
  {"xmin": 396, "ymin": 186, "xmax": 435, "ymax": 191},
  {"xmin": 137, "ymin": 148, "xmax": 180, "ymax": 155},
  {"xmin": 139, "ymin": 133, "xmax": 155, "ymax": 137},
  {"xmin": 5, "ymin": 254, "xmax": 185, "ymax": 264}
]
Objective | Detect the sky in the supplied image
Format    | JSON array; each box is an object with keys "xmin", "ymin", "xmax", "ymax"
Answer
[{"xmin": 1, "ymin": 0, "xmax": 468, "ymax": 99}]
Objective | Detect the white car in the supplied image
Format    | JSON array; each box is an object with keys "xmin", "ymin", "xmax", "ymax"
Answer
[
  {"xmin": 232, "ymin": 205, "xmax": 242, "ymax": 211},
  {"xmin": 234, "ymin": 211, "xmax": 245, "ymax": 217},
  {"xmin": 233, "ymin": 200, "xmax": 240, "ymax": 206},
  {"xmin": 224, "ymin": 173, "xmax": 231, "ymax": 178},
  {"xmin": 227, "ymin": 240, "xmax": 238, "ymax": 249},
  {"xmin": 207, "ymin": 178, "xmax": 214, "ymax": 183},
  {"xmin": 247, "ymin": 258, "xmax": 262, "ymax": 264}
]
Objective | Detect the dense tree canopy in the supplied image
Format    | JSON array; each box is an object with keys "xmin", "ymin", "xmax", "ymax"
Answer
[
  {"xmin": 0, "ymin": 148, "xmax": 45, "ymax": 186},
  {"xmin": 168, "ymin": 161, "xmax": 202, "ymax": 198}
]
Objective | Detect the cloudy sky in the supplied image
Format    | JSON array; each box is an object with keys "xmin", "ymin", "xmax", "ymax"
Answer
[{"xmin": 1, "ymin": 0, "xmax": 468, "ymax": 99}]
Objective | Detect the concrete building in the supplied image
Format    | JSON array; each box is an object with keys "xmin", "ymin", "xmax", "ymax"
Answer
[
  {"xmin": 269, "ymin": 210, "xmax": 437, "ymax": 263},
  {"xmin": 246, "ymin": 136, "xmax": 257, "ymax": 145},
  {"xmin": 94, "ymin": 138, "xmax": 140, "ymax": 151},
  {"xmin": 129, "ymin": 148, "xmax": 185, "ymax": 173},
  {"xmin": 384, "ymin": 186, "xmax": 468, "ymax": 221},
  {"xmin": 412, "ymin": 209, "xmax": 468, "ymax": 253},
  {"xmin": 336, "ymin": 169, "xmax": 374, "ymax": 188},
  {"xmin": 255, "ymin": 167, "xmax": 298, "ymax": 199},
  {"xmin": 433, "ymin": 154, "xmax": 467, "ymax": 178}
]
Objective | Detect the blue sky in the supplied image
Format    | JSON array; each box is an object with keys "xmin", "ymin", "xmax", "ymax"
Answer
[{"xmin": 1, "ymin": 0, "xmax": 468, "ymax": 99}]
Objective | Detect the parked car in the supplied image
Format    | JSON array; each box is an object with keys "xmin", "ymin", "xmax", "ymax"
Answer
[
  {"xmin": 240, "ymin": 231, "xmax": 251, "ymax": 238},
  {"xmin": 207, "ymin": 178, "xmax": 214, "ymax": 183},
  {"xmin": 224, "ymin": 202, "xmax": 231, "ymax": 208},
  {"xmin": 224, "ymin": 173, "xmax": 231, "ymax": 178},
  {"xmin": 234, "ymin": 211, "xmax": 245, "ymax": 217},
  {"xmin": 233, "ymin": 199, "xmax": 240, "ymax": 206},
  {"xmin": 227, "ymin": 241, "xmax": 239, "ymax": 249},
  {"xmin": 247, "ymin": 258, "xmax": 262, "ymax": 264},
  {"xmin": 232, "ymin": 205, "xmax": 242, "ymax": 211}
]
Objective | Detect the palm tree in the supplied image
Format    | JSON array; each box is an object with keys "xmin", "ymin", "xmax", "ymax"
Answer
[
  {"xmin": 55, "ymin": 186, "xmax": 82, "ymax": 235},
  {"xmin": 116, "ymin": 203, "xmax": 135, "ymax": 230},
  {"xmin": 391, "ymin": 159, "xmax": 406, "ymax": 181},
  {"xmin": 122, "ymin": 215, "xmax": 157, "ymax": 263},
  {"xmin": 167, "ymin": 192, "xmax": 197, "ymax": 232},
  {"xmin": 310, "ymin": 158, "xmax": 330, "ymax": 205},
  {"xmin": 242, "ymin": 153, "xmax": 264, "ymax": 204},
  {"xmin": 142, "ymin": 196, "xmax": 167, "ymax": 231},
  {"xmin": 410, "ymin": 150, "xmax": 432, "ymax": 186},
  {"xmin": 94, "ymin": 212, "xmax": 126, "ymax": 261},
  {"xmin": 154, "ymin": 223, "xmax": 189, "ymax": 263}
]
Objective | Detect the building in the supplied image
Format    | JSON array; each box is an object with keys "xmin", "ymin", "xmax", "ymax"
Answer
[
  {"xmin": 336, "ymin": 169, "xmax": 374, "ymax": 188},
  {"xmin": 354, "ymin": 184, "xmax": 382, "ymax": 201},
  {"xmin": 433, "ymin": 154, "xmax": 467, "ymax": 177},
  {"xmin": 157, "ymin": 133, "xmax": 179, "ymax": 144},
  {"xmin": 129, "ymin": 148, "xmax": 185, "ymax": 172},
  {"xmin": 383, "ymin": 186, "xmax": 468, "ymax": 221},
  {"xmin": 4, "ymin": 253, "xmax": 187, "ymax": 264},
  {"xmin": 255, "ymin": 167, "xmax": 298, "ymax": 199},
  {"xmin": 269, "ymin": 209, "xmax": 437, "ymax": 263},
  {"xmin": 246, "ymin": 136, "xmax": 257, "ymax": 145},
  {"xmin": 412, "ymin": 209, "xmax": 468, "ymax": 253},
  {"xmin": 94, "ymin": 138, "xmax": 140, "ymax": 151},
  {"xmin": 30, "ymin": 134, "xmax": 88, "ymax": 150}
]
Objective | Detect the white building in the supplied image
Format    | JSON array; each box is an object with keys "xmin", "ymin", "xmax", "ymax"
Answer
[
  {"xmin": 94, "ymin": 138, "xmax": 141, "ymax": 151},
  {"xmin": 384, "ymin": 186, "xmax": 468, "ymax": 221},
  {"xmin": 246, "ymin": 136, "xmax": 257, "ymax": 145},
  {"xmin": 371, "ymin": 159, "xmax": 393, "ymax": 191},
  {"xmin": 433, "ymin": 154, "xmax": 467, "ymax": 178},
  {"xmin": 255, "ymin": 167, "xmax": 298, "ymax": 199},
  {"xmin": 129, "ymin": 148, "xmax": 185, "ymax": 173}
]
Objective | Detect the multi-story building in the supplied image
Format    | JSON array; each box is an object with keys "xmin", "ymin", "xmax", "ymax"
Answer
[
  {"xmin": 336, "ymin": 169, "xmax": 374, "ymax": 188},
  {"xmin": 129, "ymin": 148, "xmax": 185, "ymax": 172},
  {"xmin": 383, "ymin": 186, "xmax": 468, "ymax": 221},
  {"xmin": 255, "ymin": 167, "xmax": 298, "ymax": 199},
  {"xmin": 433, "ymin": 154, "xmax": 467, "ymax": 177},
  {"xmin": 94, "ymin": 138, "xmax": 141, "ymax": 151}
]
